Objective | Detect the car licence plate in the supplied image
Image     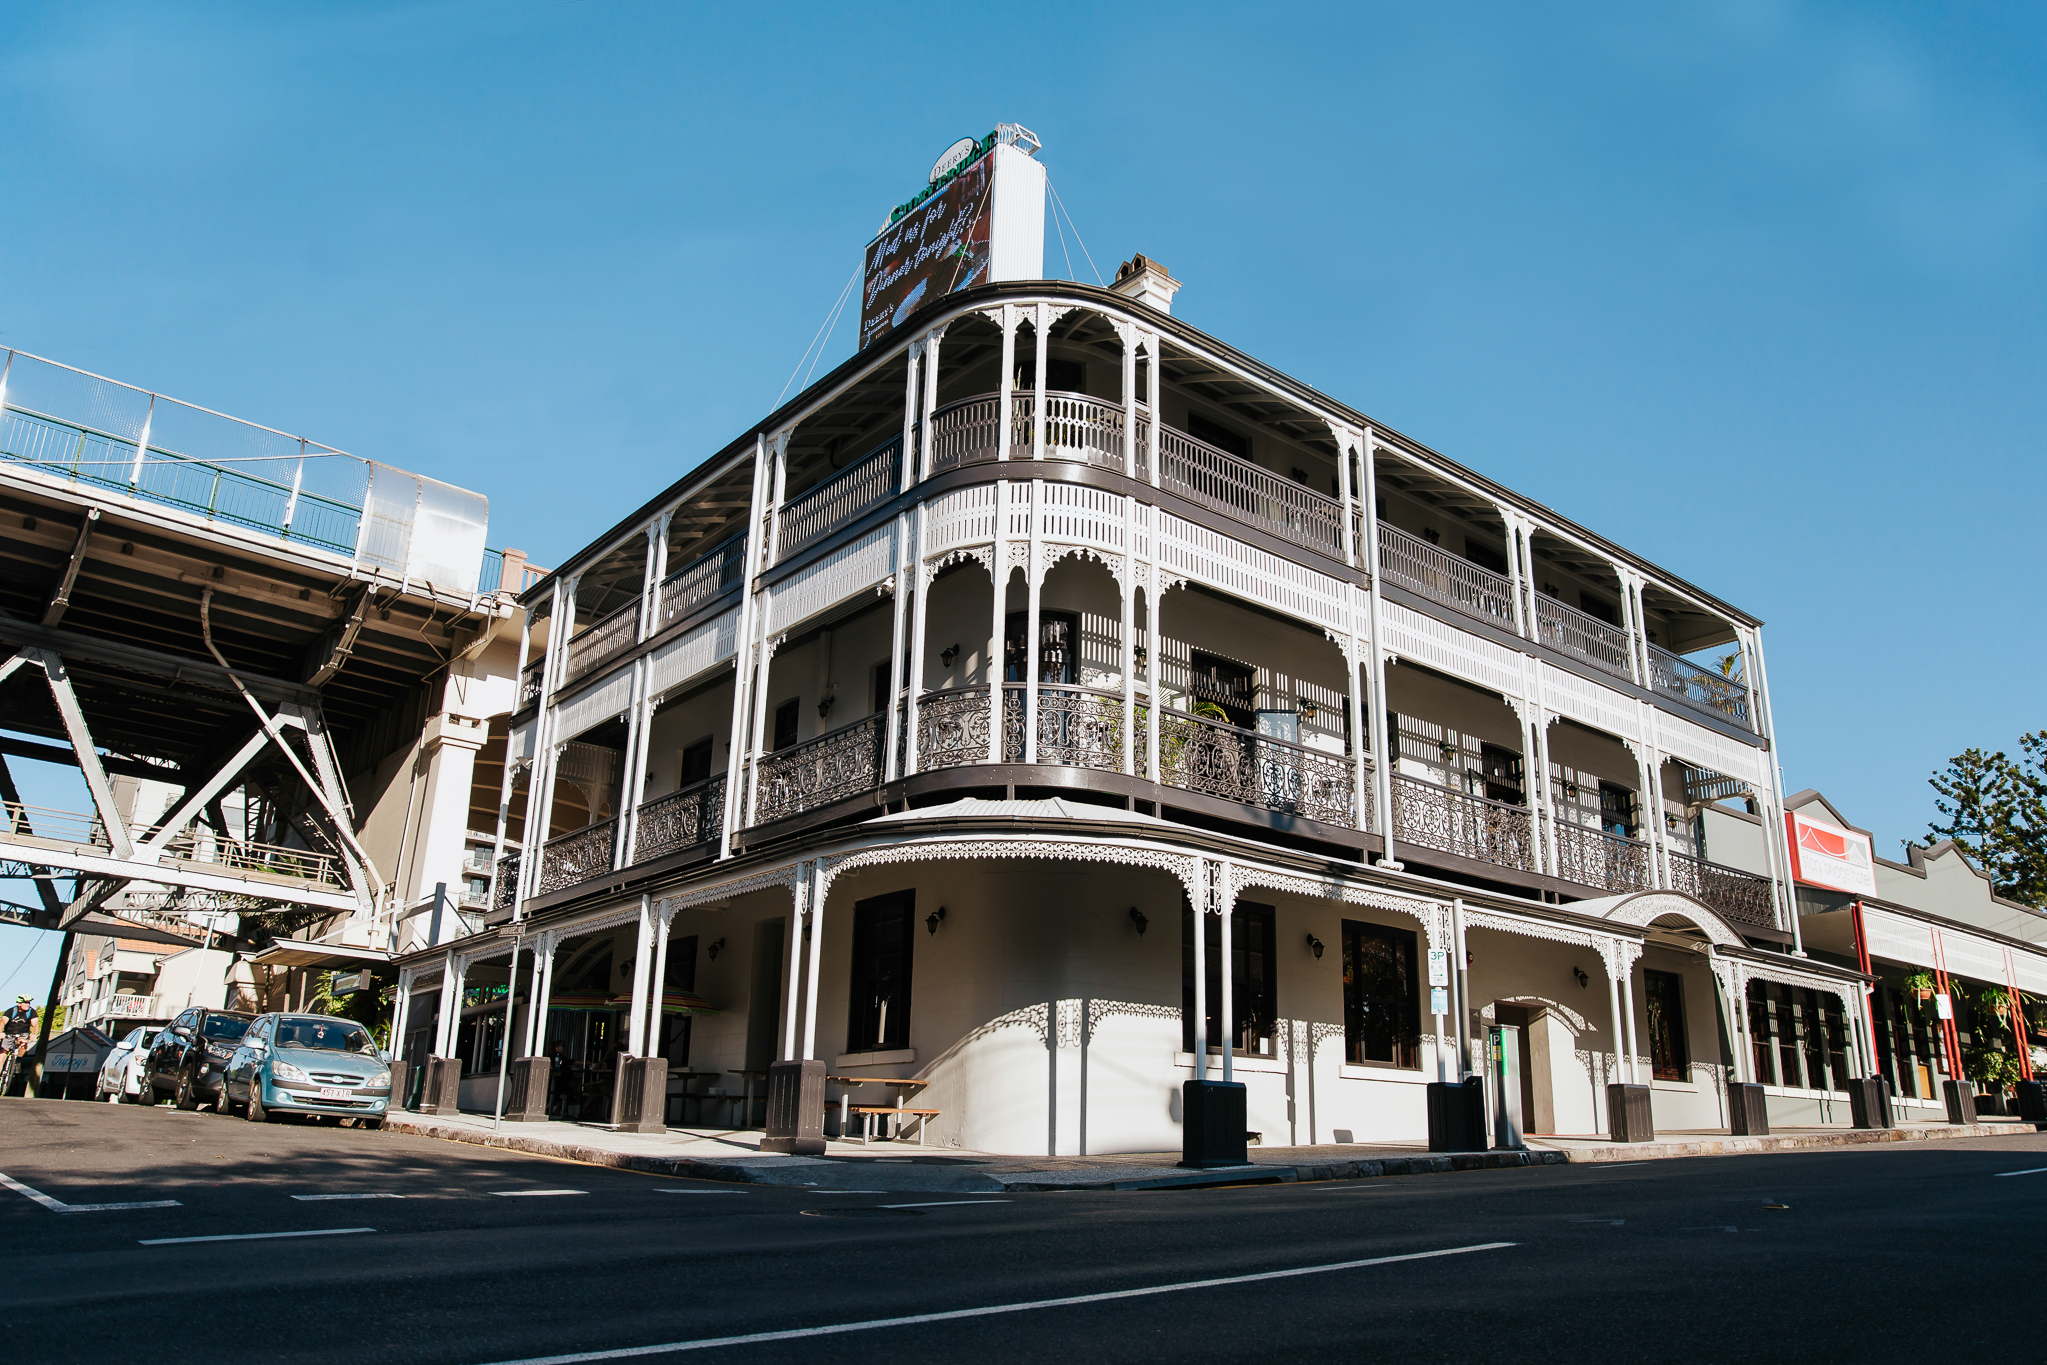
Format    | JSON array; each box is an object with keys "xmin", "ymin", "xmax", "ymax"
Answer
[{"xmin": 318, "ymin": 1087, "xmax": 349, "ymax": 1100}]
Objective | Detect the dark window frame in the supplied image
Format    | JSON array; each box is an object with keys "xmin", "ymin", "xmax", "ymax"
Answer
[
  {"xmin": 847, "ymin": 890, "xmax": 916, "ymax": 1053},
  {"xmin": 1341, "ymin": 918, "xmax": 1421, "ymax": 1069},
  {"xmin": 1181, "ymin": 899, "xmax": 1279, "ymax": 1057},
  {"xmin": 1644, "ymin": 968, "xmax": 1688, "ymax": 1081},
  {"xmin": 772, "ymin": 698, "xmax": 800, "ymax": 752}
]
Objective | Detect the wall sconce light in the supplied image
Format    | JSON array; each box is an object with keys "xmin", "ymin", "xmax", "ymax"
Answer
[
  {"xmin": 1421, "ymin": 527, "xmax": 1440, "ymax": 545},
  {"xmin": 1664, "ymin": 812, "xmax": 1680, "ymax": 831},
  {"xmin": 1134, "ymin": 645, "xmax": 1148, "ymax": 669},
  {"xmin": 1564, "ymin": 780, "xmax": 1580, "ymax": 801},
  {"xmin": 1297, "ymin": 697, "xmax": 1318, "ymax": 722},
  {"xmin": 817, "ymin": 685, "xmax": 837, "ymax": 720},
  {"xmin": 1573, "ymin": 967, "xmax": 1589, "ymax": 988},
  {"xmin": 1129, "ymin": 906, "xmax": 1148, "ymax": 936},
  {"xmin": 926, "ymin": 906, "xmax": 948, "ymax": 936},
  {"xmin": 708, "ymin": 938, "xmax": 725, "ymax": 961},
  {"xmin": 1305, "ymin": 933, "xmax": 1324, "ymax": 960},
  {"xmin": 1438, "ymin": 738, "xmax": 1457, "ymax": 761},
  {"xmin": 940, "ymin": 643, "xmax": 960, "ymax": 667}
]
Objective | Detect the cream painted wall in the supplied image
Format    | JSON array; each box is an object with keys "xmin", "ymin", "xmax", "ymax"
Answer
[{"xmin": 642, "ymin": 678, "xmax": 737, "ymax": 801}]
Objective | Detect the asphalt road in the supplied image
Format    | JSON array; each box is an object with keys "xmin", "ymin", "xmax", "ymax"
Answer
[{"xmin": 6, "ymin": 1099, "xmax": 2043, "ymax": 1365}]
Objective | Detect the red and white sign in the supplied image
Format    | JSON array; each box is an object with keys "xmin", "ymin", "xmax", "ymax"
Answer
[{"xmin": 1785, "ymin": 811, "xmax": 1876, "ymax": 896}]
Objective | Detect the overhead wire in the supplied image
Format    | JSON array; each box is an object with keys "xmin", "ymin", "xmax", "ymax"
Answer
[
  {"xmin": 777, "ymin": 263, "xmax": 862, "ymax": 408},
  {"xmin": 1046, "ymin": 177, "xmax": 1104, "ymax": 286}
]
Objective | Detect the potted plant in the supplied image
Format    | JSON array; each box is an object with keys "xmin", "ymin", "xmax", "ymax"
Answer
[{"xmin": 1901, "ymin": 971, "xmax": 1936, "ymax": 1005}]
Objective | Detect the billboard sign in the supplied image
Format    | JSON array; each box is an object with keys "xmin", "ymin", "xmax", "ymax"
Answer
[
  {"xmin": 860, "ymin": 137, "xmax": 998, "ymax": 350},
  {"xmin": 1785, "ymin": 811, "xmax": 1876, "ymax": 896}
]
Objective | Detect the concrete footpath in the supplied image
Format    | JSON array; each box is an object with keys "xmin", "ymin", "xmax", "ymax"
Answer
[{"xmin": 381, "ymin": 1110, "xmax": 2041, "ymax": 1193}]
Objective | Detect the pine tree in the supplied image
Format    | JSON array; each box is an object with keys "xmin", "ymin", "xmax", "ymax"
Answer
[{"xmin": 1927, "ymin": 739, "xmax": 2047, "ymax": 907}]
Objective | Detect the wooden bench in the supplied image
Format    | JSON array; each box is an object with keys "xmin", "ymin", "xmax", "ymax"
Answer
[{"xmin": 849, "ymin": 1104, "xmax": 942, "ymax": 1145}]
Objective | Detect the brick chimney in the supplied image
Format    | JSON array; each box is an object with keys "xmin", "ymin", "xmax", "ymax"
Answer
[{"xmin": 1110, "ymin": 254, "xmax": 1181, "ymax": 315}]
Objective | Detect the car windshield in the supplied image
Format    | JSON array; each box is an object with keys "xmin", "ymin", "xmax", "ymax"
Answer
[
  {"xmin": 201, "ymin": 1015, "xmax": 251, "ymax": 1041},
  {"xmin": 275, "ymin": 1017, "xmax": 375, "ymax": 1054},
  {"xmin": 122, "ymin": 1028, "xmax": 156, "ymax": 1047}
]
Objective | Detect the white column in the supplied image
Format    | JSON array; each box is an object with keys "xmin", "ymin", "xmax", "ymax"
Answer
[
  {"xmin": 801, "ymin": 861, "xmax": 826, "ymax": 1061},
  {"xmin": 615, "ymin": 655, "xmax": 649, "ymax": 869},
  {"xmin": 1145, "ymin": 567, "xmax": 1161, "ymax": 790},
  {"xmin": 518, "ymin": 578, "xmax": 573, "ymax": 908},
  {"xmin": 647, "ymin": 905, "xmax": 674, "ymax": 1063},
  {"xmin": 997, "ymin": 307, "xmax": 1017, "ymax": 462},
  {"xmin": 487, "ymin": 608, "xmax": 532, "ymax": 922},
  {"xmin": 640, "ymin": 514, "xmax": 670, "ymax": 644},
  {"xmin": 900, "ymin": 342, "xmax": 923, "ymax": 494},
  {"xmin": 883, "ymin": 513, "xmax": 912, "ymax": 783},
  {"xmin": 1022, "ymin": 481, "xmax": 1043, "ymax": 763},
  {"xmin": 1218, "ymin": 865, "xmax": 1234, "ymax": 1085},
  {"xmin": 763, "ymin": 431, "xmax": 790, "ymax": 568},
  {"xmin": 1604, "ymin": 952, "xmax": 1625, "ymax": 1098},
  {"xmin": 523, "ymin": 935, "xmax": 551, "ymax": 1055},
  {"xmin": 1120, "ymin": 323, "xmax": 1138, "ymax": 479},
  {"xmin": 1191, "ymin": 863, "xmax": 1208, "ymax": 1083},
  {"xmin": 719, "ymin": 438, "xmax": 772, "ymax": 860},
  {"xmin": 781, "ymin": 867, "xmax": 808, "ymax": 1060},
  {"xmin": 988, "ymin": 481, "xmax": 1008, "ymax": 764},
  {"xmin": 1528, "ymin": 706, "xmax": 1557, "ymax": 878},
  {"xmin": 1498, "ymin": 508, "xmax": 1529, "ymax": 638},
  {"xmin": 1621, "ymin": 960, "xmax": 1642, "ymax": 1086},
  {"xmin": 741, "ymin": 623, "xmax": 778, "ymax": 829},
  {"xmin": 1031, "ymin": 303, "xmax": 1048, "ymax": 461},
  {"xmin": 627, "ymin": 894, "xmax": 654, "ymax": 1057},
  {"xmin": 435, "ymin": 951, "xmax": 461, "ymax": 1057},
  {"xmin": 1747, "ymin": 625, "xmax": 1803, "ymax": 954},
  {"xmin": 1120, "ymin": 518, "xmax": 1136, "ymax": 776},
  {"xmin": 1360, "ymin": 433, "xmax": 1399, "ymax": 868},
  {"xmin": 1640, "ymin": 739, "xmax": 1674, "ymax": 889},
  {"xmin": 1144, "ymin": 332, "xmax": 1163, "ymax": 490},
  {"xmin": 391, "ymin": 968, "xmax": 415, "ymax": 1055},
  {"xmin": 918, "ymin": 327, "xmax": 944, "ymax": 484},
  {"xmin": 903, "ymin": 506, "xmax": 931, "ymax": 778}
]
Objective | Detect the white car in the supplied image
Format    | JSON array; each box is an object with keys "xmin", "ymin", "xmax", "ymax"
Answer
[{"xmin": 97, "ymin": 1025, "xmax": 162, "ymax": 1103}]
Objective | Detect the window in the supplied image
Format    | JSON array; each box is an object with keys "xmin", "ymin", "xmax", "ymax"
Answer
[
  {"xmin": 772, "ymin": 699, "xmax": 800, "ymax": 751},
  {"xmin": 1342, "ymin": 920, "xmax": 1420, "ymax": 1068},
  {"xmin": 1186, "ymin": 410, "xmax": 1252, "ymax": 461},
  {"xmin": 1644, "ymin": 970, "xmax": 1687, "ymax": 1081},
  {"xmin": 847, "ymin": 890, "xmax": 915, "ymax": 1052},
  {"xmin": 1598, "ymin": 782, "xmax": 1637, "ymax": 838},
  {"xmin": 871, "ymin": 659, "xmax": 892, "ymax": 714},
  {"xmin": 678, "ymin": 738, "xmax": 713, "ymax": 786},
  {"xmin": 1189, "ymin": 651, "xmax": 1255, "ymax": 729},
  {"xmin": 654, "ymin": 935, "xmax": 698, "ymax": 1068},
  {"xmin": 1004, "ymin": 611, "xmax": 1078, "ymax": 684},
  {"xmin": 1181, "ymin": 899, "xmax": 1278, "ymax": 1056},
  {"xmin": 1479, "ymin": 743, "xmax": 1523, "ymax": 805}
]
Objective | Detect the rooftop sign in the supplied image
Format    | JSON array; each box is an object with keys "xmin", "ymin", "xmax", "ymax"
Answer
[{"xmin": 1785, "ymin": 811, "xmax": 1877, "ymax": 897}]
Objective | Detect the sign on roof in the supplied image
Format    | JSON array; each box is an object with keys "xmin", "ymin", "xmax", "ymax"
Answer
[{"xmin": 1785, "ymin": 811, "xmax": 1876, "ymax": 896}]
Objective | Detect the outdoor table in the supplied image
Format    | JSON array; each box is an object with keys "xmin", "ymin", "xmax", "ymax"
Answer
[
  {"xmin": 728, "ymin": 1069, "xmax": 768, "ymax": 1129},
  {"xmin": 825, "ymin": 1076, "xmax": 930, "ymax": 1141}
]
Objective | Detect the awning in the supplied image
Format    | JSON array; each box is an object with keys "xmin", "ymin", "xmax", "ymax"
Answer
[
  {"xmin": 540, "ymin": 989, "xmax": 717, "ymax": 1015},
  {"xmin": 246, "ymin": 939, "xmax": 396, "ymax": 971}
]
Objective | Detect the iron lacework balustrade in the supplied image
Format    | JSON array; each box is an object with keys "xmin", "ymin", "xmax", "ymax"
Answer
[
  {"xmin": 1668, "ymin": 850, "xmax": 1777, "ymax": 929},
  {"xmin": 1154, "ymin": 705, "xmax": 1362, "ymax": 829},
  {"xmin": 1550, "ymin": 817, "xmax": 1654, "ymax": 893},
  {"xmin": 657, "ymin": 533, "xmax": 746, "ymax": 629},
  {"xmin": 753, "ymin": 714, "xmax": 886, "ymax": 824},
  {"xmin": 916, "ymin": 686, "xmax": 994, "ymax": 770},
  {"xmin": 493, "ymin": 852, "xmax": 520, "ymax": 913},
  {"xmin": 635, "ymin": 776, "xmax": 727, "ymax": 862},
  {"xmin": 1391, "ymin": 773, "xmax": 1537, "ymax": 874},
  {"xmin": 1647, "ymin": 643, "xmax": 1752, "ymax": 728},
  {"xmin": 539, "ymin": 818, "xmax": 617, "ymax": 895}
]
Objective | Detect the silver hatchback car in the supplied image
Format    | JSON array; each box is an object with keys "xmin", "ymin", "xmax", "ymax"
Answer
[{"xmin": 221, "ymin": 1014, "xmax": 391, "ymax": 1126}]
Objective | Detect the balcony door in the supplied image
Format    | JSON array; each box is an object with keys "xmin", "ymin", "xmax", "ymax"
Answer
[{"xmin": 1005, "ymin": 611, "xmax": 1077, "ymax": 684}]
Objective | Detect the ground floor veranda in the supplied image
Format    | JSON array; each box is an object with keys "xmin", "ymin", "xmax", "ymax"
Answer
[{"xmin": 396, "ymin": 806, "xmax": 1874, "ymax": 1156}]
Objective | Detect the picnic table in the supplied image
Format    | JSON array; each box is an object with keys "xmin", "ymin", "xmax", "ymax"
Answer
[{"xmin": 826, "ymin": 1075, "xmax": 936, "ymax": 1145}]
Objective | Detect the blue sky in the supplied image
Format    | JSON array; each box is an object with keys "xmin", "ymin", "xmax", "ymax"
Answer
[{"xmin": 2, "ymin": 2, "xmax": 2043, "ymax": 996}]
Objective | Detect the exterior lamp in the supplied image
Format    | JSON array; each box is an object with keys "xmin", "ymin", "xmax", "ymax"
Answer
[
  {"xmin": 1134, "ymin": 645, "xmax": 1148, "ymax": 668},
  {"xmin": 940, "ymin": 644, "xmax": 960, "ymax": 667},
  {"xmin": 1129, "ymin": 906, "xmax": 1148, "ymax": 936},
  {"xmin": 1438, "ymin": 738, "xmax": 1456, "ymax": 761},
  {"xmin": 708, "ymin": 938, "xmax": 725, "ymax": 961},
  {"xmin": 1573, "ymin": 967, "xmax": 1589, "ymax": 988},
  {"xmin": 1297, "ymin": 697, "xmax": 1317, "ymax": 722},
  {"xmin": 1305, "ymin": 933, "xmax": 1324, "ymax": 960},
  {"xmin": 818, "ymin": 684, "xmax": 836, "ymax": 720},
  {"xmin": 1664, "ymin": 812, "xmax": 1680, "ymax": 831},
  {"xmin": 926, "ymin": 906, "xmax": 948, "ymax": 936}
]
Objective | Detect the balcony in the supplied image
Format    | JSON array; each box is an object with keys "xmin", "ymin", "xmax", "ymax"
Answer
[
  {"xmin": 1390, "ymin": 774, "xmax": 1538, "ymax": 875},
  {"xmin": 657, "ymin": 533, "xmax": 746, "ymax": 628},
  {"xmin": 538, "ymin": 817, "xmax": 616, "ymax": 895},
  {"xmin": 1377, "ymin": 522, "xmax": 1517, "ymax": 629},
  {"xmin": 562, "ymin": 602, "xmax": 637, "ymax": 687},
  {"xmin": 1156, "ymin": 703, "xmax": 1361, "ymax": 828},
  {"xmin": 777, "ymin": 437, "xmax": 902, "ymax": 562},
  {"xmin": 83, "ymin": 994, "xmax": 159, "ymax": 1024},
  {"xmin": 635, "ymin": 776, "xmax": 727, "ymax": 862},
  {"xmin": 1532, "ymin": 593, "xmax": 1632, "ymax": 680},
  {"xmin": 1668, "ymin": 850, "xmax": 1776, "ymax": 928},
  {"xmin": 754, "ymin": 714, "xmax": 887, "ymax": 824},
  {"xmin": 1648, "ymin": 644, "xmax": 1751, "ymax": 728},
  {"xmin": 2, "ymin": 801, "xmax": 345, "ymax": 889},
  {"xmin": 1550, "ymin": 817, "xmax": 1654, "ymax": 894}
]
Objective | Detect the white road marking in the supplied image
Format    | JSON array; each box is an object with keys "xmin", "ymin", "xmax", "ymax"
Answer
[
  {"xmin": 654, "ymin": 1189, "xmax": 748, "ymax": 1195},
  {"xmin": 293, "ymin": 1193, "xmax": 407, "ymax": 1201},
  {"xmin": 1994, "ymin": 1167, "xmax": 2047, "ymax": 1178},
  {"xmin": 1682, "ymin": 1226, "xmax": 1739, "ymax": 1232},
  {"xmin": 1590, "ymin": 1162, "xmax": 1651, "ymax": 1169},
  {"xmin": 492, "ymin": 1189, "xmax": 588, "ymax": 1197},
  {"xmin": 0, "ymin": 1170, "xmax": 181, "ymax": 1214},
  {"xmin": 467, "ymin": 1241, "xmax": 1520, "ymax": 1364},
  {"xmin": 140, "ymin": 1227, "xmax": 375, "ymax": 1245},
  {"xmin": 877, "ymin": 1200, "xmax": 1012, "ymax": 1209}
]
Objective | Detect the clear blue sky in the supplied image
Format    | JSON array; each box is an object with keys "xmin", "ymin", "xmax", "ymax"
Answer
[{"xmin": 3, "ymin": 2, "xmax": 2043, "ymax": 994}]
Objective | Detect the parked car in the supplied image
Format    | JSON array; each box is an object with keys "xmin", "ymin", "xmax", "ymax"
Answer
[
  {"xmin": 141, "ymin": 1006, "xmax": 255, "ymax": 1109},
  {"xmin": 96, "ymin": 1025, "xmax": 162, "ymax": 1102},
  {"xmin": 221, "ymin": 1013, "xmax": 391, "ymax": 1127}
]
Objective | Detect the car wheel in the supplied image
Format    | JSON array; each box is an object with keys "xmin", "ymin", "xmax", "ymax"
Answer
[
  {"xmin": 360, "ymin": 1118, "xmax": 383, "ymax": 1132},
  {"xmin": 247, "ymin": 1082, "xmax": 269, "ymax": 1124},
  {"xmin": 174, "ymin": 1067, "xmax": 199, "ymax": 1111},
  {"xmin": 131, "ymin": 1078, "xmax": 154, "ymax": 1106},
  {"xmin": 215, "ymin": 1080, "xmax": 235, "ymax": 1116}
]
